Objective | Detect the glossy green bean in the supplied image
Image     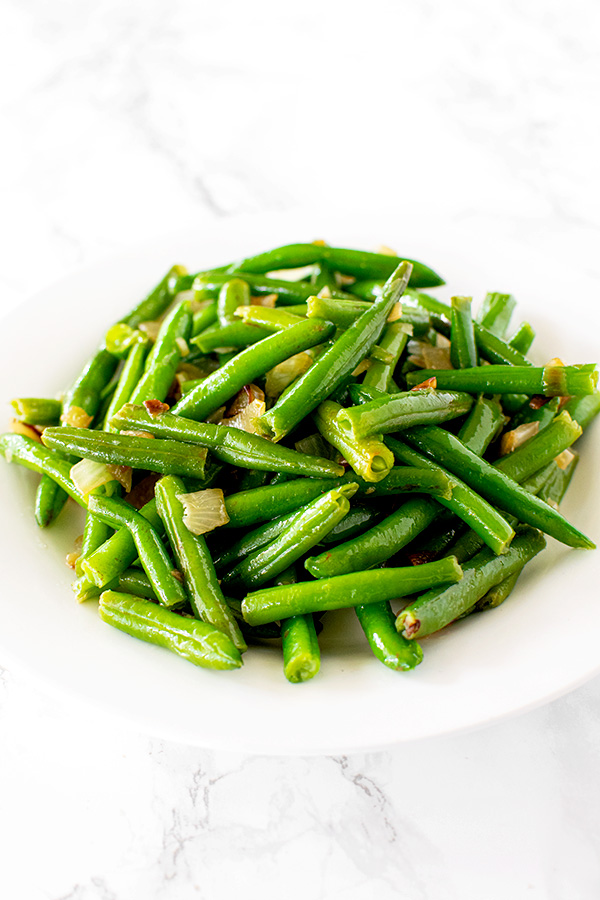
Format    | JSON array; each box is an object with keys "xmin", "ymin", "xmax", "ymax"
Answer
[
  {"xmin": 98, "ymin": 591, "xmax": 242, "ymax": 670},
  {"xmin": 174, "ymin": 318, "xmax": 335, "ymax": 422},
  {"xmin": 281, "ymin": 613, "xmax": 321, "ymax": 683},
  {"xmin": 0, "ymin": 434, "xmax": 86, "ymax": 508},
  {"xmin": 402, "ymin": 425, "xmax": 594, "ymax": 549},
  {"xmin": 225, "ymin": 243, "xmax": 444, "ymax": 287},
  {"xmin": 193, "ymin": 271, "xmax": 353, "ymax": 305},
  {"xmin": 111, "ymin": 403, "xmax": 343, "ymax": 478},
  {"xmin": 564, "ymin": 391, "xmax": 600, "ymax": 431},
  {"xmin": 128, "ymin": 300, "xmax": 192, "ymax": 405},
  {"xmin": 473, "ymin": 323, "xmax": 533, "ymax": 367},
  {"xmin": 193, "ymin": 321, "xmax": 272, "ymax": 352},
  {"xmin": 10, "ymin": 398, "xmax": 62, "ymax": 426},
  {"xmin": 155, "ymin": 476, "xmax": 246, "ymax": 651},
  {"xmin": 42, "ymin": 428, "xmax": 208, "ymax": 480},
  {"xmin": 213, "ymin": 509, "xmax": 302, "ymax": 571},
  {"xmin": 241, "ymin": 556, "xmax": 463, "ymax": 626},
  {"xmin": 318, "ymin": 504, "xmax": 383, "ymax": 544},
  {"xmin": 397, "ymin": 528, "xmax": 546, "ymax": 639},
  {"xmin": 88, "ymin": 495, "xmax": 187, "ymax": 609},
  {"xmin": 508, "ymin": 322, "xmax": 535, "ymax": 354},
  {"xmin": 385, "ymin": 436, "xmax": 515, "ymax": 555},
  {"xmin": 103, "ymin": 340, "xmax": 149, "ymax": 431},
  {"xmin": 191, "ymin": 299, "xmax": 218, "ymax": 336},
  {"xmin": 405, "ymin": 364, "xmax": 598, "ymax": 396},
  {"xmin": 450, "ymin": 296, "xmax": 478, "ymax": 369},
  {"xmin": 305, "ymin": 496, "xmax": 439, "ymax": 578},
  {"xmin": 355, "ymin": 601, "xmax": 423, "ymax": 671},
  {"xmin": 217, "ymin": 278, "xmax": 250, "ymax": 326},
  {"xmin": 121, "ymin": 265, "xmax": 188, "ymax": 329},
  {"xmin": 82, "ymin": 498, "xmax": 162, "ymax": 587},
  {"xmin": 234, "ymin": 306, "xmax": 306, "ymax": 330},
  {"xmin": 313, "ymin": 400, "xmax": 394, "ymax": 483},
  {"xmin": 223, "ymin": 484, "xmax": 356, "ymax": 589},
  {"xmin": 477, "ymin": 292, "xmax": 516, "ymax": 337},
  {"xmin": 336, "ymin": 388, "xmax": 473, "ymax": 439},
  {"xmin": 508, "ymin": 396, "xmax": 561, "ymax": 431},
  {"xmin": 457, "ymin": 395, "xmax": 505, "ymax": 455},
  {"xmin": 256, "ymin": 261, "xmax": 412, "ymax": 441},
  {"xmin": 495, "ymin": 411, "xmax": 582, "ymax": 482},
  {"xmin": 362, "ymin": 322, "xmax": 412, "ymax": 392},
  {"xmin": 117, "ymin": 568, "xmax": 157, "ymax": 600}
]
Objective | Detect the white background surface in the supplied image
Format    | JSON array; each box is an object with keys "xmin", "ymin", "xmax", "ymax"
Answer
[{"xmin": 1, "ymin": 1, "xmax": 600, "ymax": 898}]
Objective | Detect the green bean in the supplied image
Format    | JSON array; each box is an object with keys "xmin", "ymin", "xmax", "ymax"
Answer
[
  {"xmin": 336, "ymin": 388, "xmax": 473, "ymax": 439},
  {"xmin": 104, "ymin": 324, "xmax": 148, "ymax": 359},
  {"xmin": 256, "ymin": 261, "xmax": 412, "ymax": 441},
  {"xmin": 362, "ymin": 322, "xmax": 412, "ymax": 392},
  {"xmin": 103, "ymin": 340, "xmax": 149, "ymax": 431},
  {"xmin": 450, "ymin": 296, "xmax": 478, "ymax": 369},
  {"xmin": 402, "ymin": 425, "xmax": 594, "ymax": 549},
  {"xmin": 98, "ymin": 591, "xmax": 242, "ymax": 670},
  {"xmin": 155, "ymin": 476, "xmax": 246, "ymax": 651},
  {"xmin": 477, "ymin": 292, "xmax": 516, "ymax": 337},
  {"xmin": 241, "ymin": 556, "xmax": 462, "ymax": 626},
  {"xmin": 508, "ymin": 396, "xmax": 561, "ymax": 431},
  {"xmin": 457, "ymin": 395, "xmax": 505, "ymax": 455},
  {"xmin": 121, "ymin": 265, "xmax": 188, "ymax": 329},
  {"xmin": 191, "ymin": 299, "xmax": 218, "ymax": 336},
  {"xmin": 310, "ymin": 260, "xmax": 338, "ymax": 293},
  {"xmin": 537, "ymin": 455, "xmax": 579, "ymax": 508},
  {"xmin": 194, "ymin": 271, "xmax": 353, "ymax": 305},
  {"xmin": 193, "ymin": 321, "xmax": 273, "ymax": 352},
  {"xmin": 508, "ymin": 322, "xmax": 535, "ymax": 354},
  {"xmin": 42, "ymin": 428, "xmax": 208, "ymax": 480},
  {"xmin": 213, "ymin": 509, "xmax": 303, "ymax": 571},
  {"xmin": 282, "ymin": 613, "xmax": 321, "ymax": 682},
  {"xmin": 564, "ymin": 391, "xmax": 600, "ymax": 431},
  {"xmin": 318, "ymin": 504, "xmax": 383, "ymax": 544},
  {"xmin": 128, "ymin": 300, "xmax": 192, "ymax": 405},
  {"xmin": 110, "ymin": 403, "xmax": 344, "ymax": 478},
  {"xmin": 224, "ymin": 484, "xmax": 356, "ymax": 590},
  {"xmin": 495, "ymin": 410, "xmax": 582, "ymax": 482},
  {"xmin": 88, "ymin": 495, "xmax": 187, "ymax": 609},
  {"xmin": 347, "ymin": 279, "xmax": 383, "ymax": 301},
  {"xmin": 397, "ymin": 528, "xmax": 546, "ymax": 639},
  {"xmin": 217, "ymin": 278, "xmax": 250, "ymax": 326},
  {"xmin": 117, "ymin": 568, "xmax": 157, "ymax": 600},
  {"xmin": 403, "ymin": 289, "xmax": 450, "ymax": 317},
  {"xmin": 174, "ymin": 318, "xmax": 335, "ymax": 422},
  {"xmin": 355, "ymin": 601, "xmax": 423, "ymax": 671},
  {"xmin": 82, "ymin": 498, "xmax": 162, "ymax": 587},
  {"xmin": 224, "ymin": 243, "xmax": 444, "ymax": 287},
  {"xmin": 305, "ymin": 496, "xmax": 439, "ymax": 578},
  {"xmin": 237, "ymin": 469, "xmax": 271, "ymax": 492},
  {"xmin": 234, "ymin": 306, "xmax": 306, "ymax": 330},
  {"xmin": 473, "ymin": 323, "xmax": 533, "ymax": 367},
  {"xmin": 10, "ymin": 398, "xmax": 62, "ymax": 427},
  {"xmin": 75, "ymin": 507, "xmax": 113, "ymax": 577},
  {"xmin": 0, "ymin": 434, "xmax": 87, "ymax": 508},
  {"xmin": 313, "ymin": 400, "xmax": 394, "ymax": 482},
  {"xmin": 405, "ymin": 364, "xmax": 598, "ymax": 396},
  {"xmin": 222, "ymin": 467, "xmax": 451, "ymax": 531},
  {"xmin": 385, "ymin": 436, "xmax": 515, "ymax": 555}
]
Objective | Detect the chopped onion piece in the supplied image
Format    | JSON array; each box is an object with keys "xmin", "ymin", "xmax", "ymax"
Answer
[
  {"xmin": 312, "ymin": 239, "xmax": 327, "ymax": 247},
  {"xmin": 143, "ymin": 399, "xmax": 170, "ymax": 416},
  {"xmin": 223, "ymin": 398, "xmax": 266, "ymax": 434},
  {"xmin": 65, "ymin": 535, "xmax": 83, "ymax": 569},
  {"xmin": 555, "ymin": 448, "xmax": 576, "ymax": 470},
  {"xmin": 205, "ymin": 406, "xmax": 226, "ymax": 424},
  {"xmin": 9, "ymin": 419, "xmax": 42, "ymax": 442},
  {"xmin": 61, "ymin": 406, "xmax": 93, "ymax": 428},
  {"xmin": 175, "ymin": 337, "xmax": 190, "ymax": 357},
  {"xmin": 500, "ymin": 421, "xmax": 540, "ymax": 456},
  {"xmin": 265, "ymin": 352, "xmax": 314, "ymax": 398},
  {"xmin": 411, "ymin": 377, "xmax": 437, "ymax": 391},
  {"xmin": 317, "ymin": 286, "xmax": 332, "ymax": 299},
  {"xmin": 107, "ymin": 464, "xmax": 133, "ymax": 493},
  {"xmin": 139, "ymin": 321, "xmax": 161, "ymax": 341},
  {"xmin": 250, "ymin": 293, "xmax": 277, "ymax": 307},
  {"xmin": 189, "ymin": 298, "xmax": 213, "ymax": 314},
  {"xmin": 435, "ymin": 332, "xmax": 451, "ymax": 349},
  {"xmin": 266, "ymin": 265, "xmax": 316, "ymax": 282},
  {"xmin": 422, "ymin": 345, "xmax": 453, "ymax": 369},
  {"xmin": 120, "ymin": 430, "xmax": 155, "ymax": 440},
  {"xmin": 175, "ymin": 290, "xmax": 196, "ymax": 304},
  {"xmin": 375, "ymin": 244, "xmax": 398, "ymax": 256},
  {"xmin": 70, "ymin": 459, "xmax": 114, "ymax": 496},
  {"xmin": 386, "ymin": 302, "xmax": 403, "ymax": 322},
  {"xmin": 352, "ymin": 359, "xmax": 372, "ymax": 377},
  {"xmin": 176, "ymin": 488, "xmax": 230, "ymax": 535},
  {"xmin": 547, "ymin": 357, "xmax": 565, "ymax": 367},
  {"xmin": 336, "ymin": 273, "xmax": 356, "ymax": 286}
]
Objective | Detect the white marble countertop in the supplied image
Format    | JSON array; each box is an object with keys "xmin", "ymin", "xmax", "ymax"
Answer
[{"xmin": 1, "ymin": 1, "xmax": 600, "ymax": 898}]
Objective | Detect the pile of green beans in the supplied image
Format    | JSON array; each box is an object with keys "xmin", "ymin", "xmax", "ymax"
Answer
[{"xmin": 2, "ymin": 241, "xmax": 598, "ymax": 684}]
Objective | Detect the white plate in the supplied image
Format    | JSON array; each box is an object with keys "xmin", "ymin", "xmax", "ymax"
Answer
[{"xmin": 0, "ymin": 209, "xmax": 598, "ymax": 754}]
